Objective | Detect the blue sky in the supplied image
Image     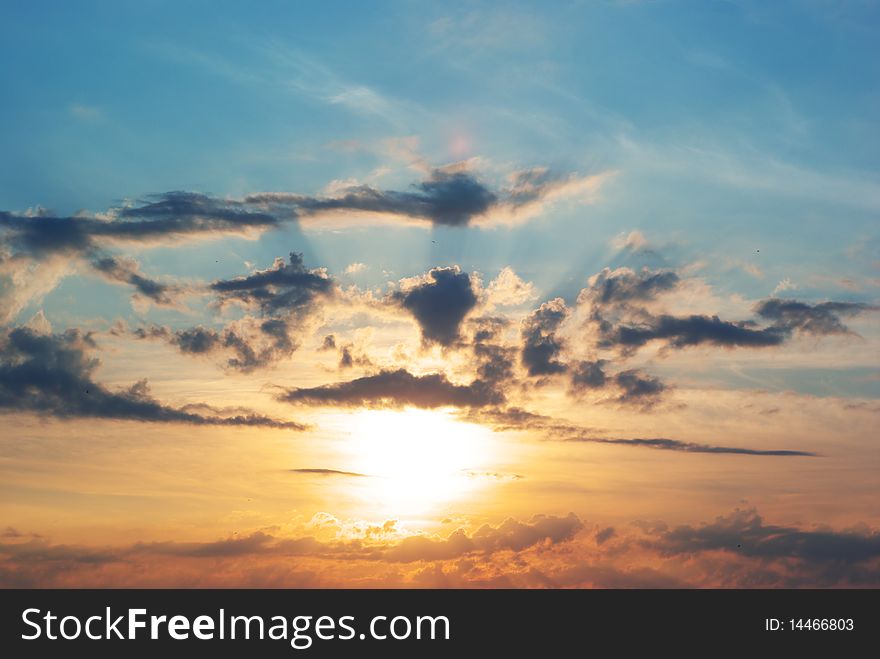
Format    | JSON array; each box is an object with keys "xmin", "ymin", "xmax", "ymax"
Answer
[
  {"xmin": 3, "ymin": 2, "xmax": 878, "ymax": 396},
  {"xmin": 3, "ymin": 2, "xmax": 877, "ymax": 255}
]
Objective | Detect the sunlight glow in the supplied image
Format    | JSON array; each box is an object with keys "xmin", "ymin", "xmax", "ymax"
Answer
[{"xmin": 338, "ymin": 409, "xmax": 498, "ymax": 518}]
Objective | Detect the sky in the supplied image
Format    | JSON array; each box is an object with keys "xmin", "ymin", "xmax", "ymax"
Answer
[{"xmin": 1, "ymin": 0, "xmax": 879, "ymax": 588}]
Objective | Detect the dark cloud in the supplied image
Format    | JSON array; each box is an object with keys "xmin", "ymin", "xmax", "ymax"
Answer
[
  {"xmin": 0, "ymin": 211, "xmax": 94, "ymax": 256},
  {"xmin": 474, "ymin": 343, "xmax": 515, "ymax": 383},
  {"xmin": 172, "ymin": 326, "xmax": 222, "ymax": 354},
  {"xmin": 521, "ymin": 298, "xmax": 569, "ymax": 376},
  {"xmin": 462, "ymin": 406, "xmax": 563, "ymax": 431},
  {"xmin": 90, "ymin": 255, "xmax": 176, "ymax": 305},
  {"xmin": 0, "ymin": 169, "xmax": 591, "ymax": 324},
  {"xmin": 304, "ymin": 165, "xmax": 599, "ymax": 229},
  {"xmin": 569, "ymin": 359, "xmax": 608, "ymax": 390},
  {"xmin": 2, "ymin": 166, "xmax": 592, "ymax": 267},
  {"xmin": 1, "ymin": 166, "xmax": 586, "ymax": 264},
  {"xmin": 248, "ymin": 169, "xmax": 498, "ymax": 227},
  {"xmin": 0, "ymin": 195, "xmax": 288, "ymax": 324},
  {"xmin": 259, "ymin": 317, "xmax": 296, "ymax": 353},
  {"xmin": 595, "ymin": 527, "xmax": 616, "ymax": 545},
  {"xmin": 337, "ymin": 344, "xmax": 371, "ymax": 369},
  {"xmin": 315, "ymin": 333, "xmax": 372, "ymax": 370},
  {"xmin": 279, "ymin": 368, "xmax": 503, "ymax": 409},
  {"xmin": 133, "ymin": 532, "xmax": 277, "ymax": 559},
  {"xmin": 0, "ymin": 193, "xmax": 281, "ymax": 257},
  {"xmin": 755, "ymin": 298, "xmax": 878, "ymax": 336},
  {"xmin": 580, "ymin": 269, "xmax": 878, "ymax": 355},
  {"xmin": 339, "ymin": 345, "xmax": 355, "ymax": 368},
  {"xmin": 470, "ymin": 318, "xmax": 516, "ymax": 384},
  {"xmin": 599, "ymin": 314, "xmax": 787, "ymax": 350},
  {"xmin": 613, "ymin": 369, "xmax": 667, "ymax": 405},
  {"xmin": 117, "ymin": 192, "xmax": 285, "ymax": 232},
  {"xmin": 392, "ymin": 266, "xmax": 478, "ymax": 346},
  {"xmin": 289, "ymin": 468, "xmax": 368, "ymax": 477},
  {"xmin": 133, "ymin": 324, "xmax": 286, "ymax": 373},
  {"xmin": 211, "ymin": 252, "xmax": 334, "ymax": 315},
  {"xmin": 584, "ymin": 267, "xmax": 680, "ymax": 306},
  {"xmin": 649, "ymin": 509, "xmax": 880, "ymax": 563},
  {"xmin": 594, "ymin": 298, "xmax": 878, "ymax": 354},
  {"xmin": 580, "ymin": 437, "xmax": 815, "ymax": 456},
  {"xmin": 127, "ymin": 254, "xmax": 334, "ymax": 371},
  {"xmin": 581, "ymin": 267, "xmax": 795, "ymax": 355},
  {"xmin": 0, "ymin": 327, "xmax": 304, "ymax": 428},
  {"xmin": 472, "ymin": 316, "xmax": 509, "ymax": 344},
  {"xmin": 466, "ymin": 406, "xmax": 816, "ymax": 456}
]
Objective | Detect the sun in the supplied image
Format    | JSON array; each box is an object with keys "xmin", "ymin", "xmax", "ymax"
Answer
[{"xmin": 335, "ymin": 408, "xmax": 497, "ymax": 518}]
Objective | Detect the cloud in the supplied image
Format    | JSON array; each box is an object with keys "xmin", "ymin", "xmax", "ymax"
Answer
[
  {"xmin": 90, "ymin": 255, "xmax": 178, "ymax": 306},
  {"xmin": 463, "ymin": 406, "xmax": 555, "ymax": 431},
  {"xmin": 126, "ymin": 253, "xmax": 335, "ymax": 371},
  {"xmin": 171, "ymin": 326, "xmax": 223, "ymax": 353},
  {"xmin": 0, "ymin": 326, "xmax": 304, "ymax": 428},
  {"xmin": 115, "ymin": 192, "xmax": 285, "ymax": 238},
  {"xmin": 595, "ymin": 527, "xmax": 616, "ymax": 545},
  {"xmin": 772, "ymin": 277, "xmax": 797, "ymax": 294},
  {"xmin": 611, "ymin": 230, "xmax": 649, "ymax": 252},
  {"xmin": 581, "ymin": 437, "xmax": 814, "ymax": 456},
  {"xmin": 467, "ymin": 407, "xmax": 816, "ymax": 456},
  {"xmin": 521, "ymin": 298, "xmax": 569, "ymax": 376},
  {"xmin": 0, "ymin": 512, "xmax": 585, "ymax": 587},
  {"xmin": 569, "ymin": 359, "xmax": 608, "ymax": 390},
  {"xmin": 0, "ymin": 195, "xmax": 288, "ymax": 322},
  {"xmin": 316, "ymin": 333, "xmax": 373, "ymax": 370},
  {"xmin": 211, "ymin": 252, "xmax": 334, "ymax": 314},
  {"xmin": 392, "ymin": 266, "xmax": 478, "ymax": 346},
  {"xmin": 462, "ymin": 470, "xmax": 523, "ymax": 481},
  {"xmin": 581, "ymin": 268, "xmax": 878, "ymax": 355},
  {"xmin": 384, "ymin": 513, "xmax": 583, "ymax": 562},
  {"xmin": 581, "ymin": 267, "xmax": 680, "ymax": 307},
  {"xmin": 0, "ymin": 167, "xmax": 607, "ymax": 322},
  {"xmin": 246, "ymin": 166, "xmax": 608, "ymax": 229},
  {"xmin": 599, "ymin": 314, "xmax": 787, "ymax": 351},
  {"xmin": 487, "ymin": 168, "xmax": 612, "ymax": 228},
  {"xmin": 289, "ymin": 468, "xmax": 368, "ymax": 477},
  {"xmin": 613, "ymin": 369, "xmax": 667, "ymax": 405},
  {"xmin": 0, "ymin": 193, "xmax": 282, "ymax": 258},
  {"xmin": 278, "ymin": 368, "xmax": 503, "ymax": 408},
  {"xmin": 595, "ymin": 298, "xmax": 879, "ymax": 353},
  {"xmin": 471, "ymin": 317, "xmax": 516, "ymax": 385},
  {"xmin": 0, "ymin": 251, "xmax": 71, "ymax": 325},
  {"xmin": 570, "ymin": 360, "xmax": 669, "ymax": 409},
  {"xmin": 649, "ymin": 509, "xmax": 880, "ymax": 563},
  {"xmin": 134, "ymin": 532, "xmax": 279, "ymax": 559},
  {"xmin": 248, "ymin": 168, "xmax": 496, "ymax": 227},
  {"xmin": 484, "ymin": 267, "xmax": 537, "ymax": 308},
  {"xmin": 337, "ymin": 343, "xmax": 372, "ymax": 370},
  {"xmin": 133, "ymin": 322, "xmax": 297, "ymax": 373},
  {"xmin": 8, "ymin": 509, "xmax": 877, "ymax": 587},
  {"xmin": 755, "ymin": 298, "xmax": 878, "ymax": 336}
]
